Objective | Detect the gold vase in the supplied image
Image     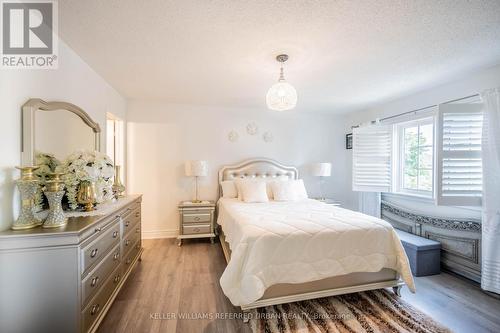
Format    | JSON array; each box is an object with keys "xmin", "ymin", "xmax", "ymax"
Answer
[
  {"xmin": 77, "ymin": 181, "xmax": 96, "ymax": 212},
  {"xmin": 112, "ymin": 165, "xmax": 126, "ymax": 198}
]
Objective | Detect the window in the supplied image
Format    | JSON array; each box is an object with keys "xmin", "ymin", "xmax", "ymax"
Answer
[
  {"xmin": 436, "ymin": 103, "xmax": 483, "ymax": 206},
  {"xmin": 397, "ymin": 118, "xmax": 434, "ymax": 197}
]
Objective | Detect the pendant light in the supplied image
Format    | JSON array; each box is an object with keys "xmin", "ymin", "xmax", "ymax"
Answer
[{"xmin": 266, "ymin": 54, "xmax": 297, "ymax": 111}]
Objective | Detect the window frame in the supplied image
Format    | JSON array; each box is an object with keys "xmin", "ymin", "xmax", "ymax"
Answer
[{"xmin": 394, "ymin": 116, "xmax": 436, "ymax": 199}]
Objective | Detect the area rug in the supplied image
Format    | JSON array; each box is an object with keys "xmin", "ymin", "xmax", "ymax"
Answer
[{"xmin": 250, "ymin": 289, "xmax": 451, "ymax": 333}]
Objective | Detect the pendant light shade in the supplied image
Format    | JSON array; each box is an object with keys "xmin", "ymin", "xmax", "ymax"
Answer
[{"xmin": 266, "ymin": 54, "xmax": 297, "ymax": 111}]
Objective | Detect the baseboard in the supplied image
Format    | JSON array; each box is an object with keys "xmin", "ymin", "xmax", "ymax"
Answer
[{"xmin": 142, "ymin": 229, "xmax": 178, "ymax": 239}]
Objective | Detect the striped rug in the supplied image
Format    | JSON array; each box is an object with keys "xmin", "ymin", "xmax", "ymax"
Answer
[{"xmin": 250, "ymin": 289, "xmax": 451, "ymax": 333}]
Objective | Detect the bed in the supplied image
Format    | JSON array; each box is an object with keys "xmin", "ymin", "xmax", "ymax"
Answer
[{"xmin": 216, "ymin": 158, "xmax": 415, "ymax": 315}]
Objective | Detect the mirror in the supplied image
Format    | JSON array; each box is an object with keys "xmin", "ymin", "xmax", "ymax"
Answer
[{"xmin": 22, "ymin": 99, "xmax": 101, "ymax": 165}]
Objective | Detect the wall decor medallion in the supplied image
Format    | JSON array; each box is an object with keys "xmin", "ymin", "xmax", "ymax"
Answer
[
  {"xmin": 228, "ymin": 130, "xmax": 239, "ymax": 143},
  {"xmin": 263, "ymin": 131, "xmax": 274, "ymax": 143},
  {"xmin": 246, "ymin": 122, "xmax": 258, "ymax": 135}
]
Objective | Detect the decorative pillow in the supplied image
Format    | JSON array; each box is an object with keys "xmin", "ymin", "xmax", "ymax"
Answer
[
  {"xmin": 271, "ymin": 179, "xmax": 309, "ymax": 201},
  {"xmin": 221, "ymin": 181, "xmax": 237, "ymax": 198},
  {"xmin": 265, "ymin": 176, "xmax": 289, "ymax": 199},
  {"xmin": 239, "ymin": 180, "xmax": 269, "ymax": 203},
  {"xmin": 293, "ymin": 179, "xmax": 309, "ymax": 199}
]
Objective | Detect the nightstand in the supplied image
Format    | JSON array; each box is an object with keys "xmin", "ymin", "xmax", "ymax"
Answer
[
  {"xmin": 177, "ymin": 201, "xmax": 216, "ymax": 246},
  {"xmin": 315, "ymin": 198, "xmax": 341, "ymax": 206}
]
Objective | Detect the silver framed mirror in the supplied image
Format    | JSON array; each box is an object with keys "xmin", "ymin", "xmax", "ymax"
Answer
[{"xmin": 21, "ymin": 98, "xmax": 101, "ymax": 166}]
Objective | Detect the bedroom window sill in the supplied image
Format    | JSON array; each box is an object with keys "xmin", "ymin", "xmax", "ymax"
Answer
[{"xmin": 383, "ymin": 192, "xmax": 435, "ymax": 204}]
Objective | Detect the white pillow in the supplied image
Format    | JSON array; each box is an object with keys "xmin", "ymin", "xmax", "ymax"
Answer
[
  {"xmin": 293, "ymin": 179, "xmax": 309, "ymax": 199},
  {"xmin": 264, "ymin": 176, "xmax": 289, "ymax": 199},
  {"xmin": 239, "ymin": 180, "xmax": 269, "ymax": 203},
  {"xmin": 271, "ymin": 179, "xmax": 309, "ymax": 201},
  {"xmin": 221, "ymin": 181, "xmax": 237, "ymax": 198}
]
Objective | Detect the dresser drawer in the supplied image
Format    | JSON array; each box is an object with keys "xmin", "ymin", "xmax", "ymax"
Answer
[
  {"xmin": 122, "ymin": 224, "xmax": 141, "ymax": 257},
  {"xmin": 82, "ymin": 222, "xmax": 121, "ymax": 274},
  {"xmin": 123, "ymin": 239, "xmax": 141, "ymax": 273},
  {"xmin": 183, "ymin": 213, "xmax": 211, "ymax": 224},
  {"xmin": 122, "ymin": 207, "xmax": 141, "ymax": 236},
  {"xmin": 81, "ymin": 243, "xmax": 121, "ymax": 306},
  {"xmin": 183, "ymin": 224, "xmax": 211, "ymax": 235},
  {"xmin": 82, "ymin": 265, "xmax": 122, "ymax": 333}
]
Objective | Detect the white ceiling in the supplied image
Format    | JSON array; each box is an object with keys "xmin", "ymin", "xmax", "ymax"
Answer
[{"xmin": 59, "ymin": 0, "xmax": 500, "ymax": 114}]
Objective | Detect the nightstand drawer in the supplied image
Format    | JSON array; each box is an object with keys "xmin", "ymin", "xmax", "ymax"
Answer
[
  {"xmin": 183, "ymin": 224, "xmax": 211, "ymax": 235},
  {"xmin": 183, "ymin": 213, "xmax": 211, "ymax": 224}
]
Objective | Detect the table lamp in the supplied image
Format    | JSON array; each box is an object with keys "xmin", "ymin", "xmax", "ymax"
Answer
[
  {"xmin": 185, "ymin": 160, "xmax": 208, "ymax": 203},
  {"xmin": 311, "ymin": 162, "xmax": 331, "ymax": 201}
]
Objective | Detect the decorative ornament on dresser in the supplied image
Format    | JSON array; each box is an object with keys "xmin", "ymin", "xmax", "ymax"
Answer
[
  {"xmin": 266, "ymin": 54, "xmax": 298, "ymax": 111},
  {"xmin": 262, "ymin": 131, "xmax": 274, "ymax": 143},
  {"xmin": 112, "ymin": 165, "xmax": 126, "ymax": 198},
  {"xmin": 246, "ymin": 122, "xmax": 258, "ymax": 135},
  {"xmin": 42, "ymin": 172, "xmax": 67, "ymax": 228},
  {"xmin": 12, "ymin": 166, "xmax": 42, "ymax": 230},
  {"xmin": 228, "ymin": 130, "xmax": 239, "ymax": 142}
]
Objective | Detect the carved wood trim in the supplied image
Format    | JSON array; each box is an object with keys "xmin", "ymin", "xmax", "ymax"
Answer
[{"xmin": 381, "ymin": 201, "xmax": 481, "ymax": 232}]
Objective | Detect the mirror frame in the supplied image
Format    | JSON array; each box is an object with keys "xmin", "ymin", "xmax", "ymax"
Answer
[{"xmin": 21, "ymin": 98, "xmax": 101, "ymax": 166}]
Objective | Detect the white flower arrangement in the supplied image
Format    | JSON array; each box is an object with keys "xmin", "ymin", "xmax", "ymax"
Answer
[{"xmin": 59, "ymin": 150, "xmax": 115, "ymax": 210}]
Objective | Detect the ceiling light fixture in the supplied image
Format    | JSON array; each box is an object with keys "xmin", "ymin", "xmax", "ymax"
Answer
[{"xmin": 266, "ymin": 54, "xmax": 297, "ymax": 111}]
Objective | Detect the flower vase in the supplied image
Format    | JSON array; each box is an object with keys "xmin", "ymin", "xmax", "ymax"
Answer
[
  {"xmin": 112, "ymin": 165, "xmax": 126, "ymax": 198},
  {"xmin": 77, "ymin": 181, "xmax": 96, "ymax": 212}
]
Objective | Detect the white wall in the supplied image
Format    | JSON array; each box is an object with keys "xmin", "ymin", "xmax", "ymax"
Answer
[
  {"xmin": 127, "ymin": 101, "xmax": 349, "ymax": 238},
  {"xmin": 343, "ymin": 63, "xmax": 500, "ymax": 219},
  {"xmin": 0, "ymin": 41, "xmax": 127, "ymax": 231}
]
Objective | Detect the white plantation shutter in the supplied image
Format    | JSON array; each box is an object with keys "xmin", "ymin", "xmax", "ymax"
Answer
[
  {"xmin": 352, "ymin": 125, "xmax": 392, "ymax": 192},
  {"xmin": 436, "ymin": 104, "xmax": 483, "ymax": 206}
]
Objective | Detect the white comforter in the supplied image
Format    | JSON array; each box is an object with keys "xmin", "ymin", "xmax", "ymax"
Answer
[{"xmin": 218, "ymin": 198, "xmax": 415, "ymax": 306}]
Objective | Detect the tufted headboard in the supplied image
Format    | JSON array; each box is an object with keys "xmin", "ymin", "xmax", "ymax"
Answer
[{"xmin": 217, "ymin": 158, "xmax": 298, "ymax": 199}]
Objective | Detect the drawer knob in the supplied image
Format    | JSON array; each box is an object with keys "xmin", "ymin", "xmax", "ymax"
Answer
[
  {"xmin": 113, "ymin": 275, "xmax": 121, "ymax": 284},
  {"xmin": 90, "ymin": 276, "xmax": 99, "ymax": 287},
  {"xmin": 113, "ymin": 252, "xmax": 119, "ymax": 261},
  {"xmin": 94, "ymin": 227, "xmax": 101, "ymax": 233},
  {"xmin": 90, "ymin": 248, "xmax": 99, "ymax": 258},
  {"xmin": 194, "ymin": 216, "xmax": 200, "ymax": 221},
  {"xmin": 135, "ymin": 212, "xmax": 140, "ymax": 217},
  {"xmin": 90, "ymin": 304, "xmax": 100, "ymax": 316},
  {"xmin": 135, "ymin": 228, "xmax": 140, "ymax": 233},
  {"xmin": 112, "ymin": 231, "xmax": 118, "ymax": 238},
  {"xmin": 194, "ymin": 228, "xmax": 200, "ymax": 232},
  {"xmin": 125, "ymin": 221, "xmax": 130, "ymax": 227},
  {"xmin": 125, "ymin": 240, "xmax": 130, "ymax": 246}
]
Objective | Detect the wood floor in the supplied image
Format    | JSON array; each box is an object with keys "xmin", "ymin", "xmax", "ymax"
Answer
[{"xmin": 98, "ymin": 238, "xmax": 500, "ymax": 333}]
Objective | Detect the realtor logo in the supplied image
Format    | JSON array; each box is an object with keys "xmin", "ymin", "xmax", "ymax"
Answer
[{"xmin": 1, "ymin": 0, "xmax": 58, "ymax": 69}]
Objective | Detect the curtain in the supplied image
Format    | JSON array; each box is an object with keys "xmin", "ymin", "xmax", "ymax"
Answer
[
  {"xmin": 359, "ymin": 192, "xmax": 381, "ymax": 218},
  {"xmin": 481, "ymin": 88, "xmax": 500, "ymax": 294}
]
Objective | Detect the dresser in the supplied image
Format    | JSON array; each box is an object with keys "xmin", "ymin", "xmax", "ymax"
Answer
[
  {"xmin": 177, "ymin": 201, "xmax": 216, "ymax": 246},
  {"xmin": 0, "ymin": 195, "xmax": 142, "ymax": 333}
]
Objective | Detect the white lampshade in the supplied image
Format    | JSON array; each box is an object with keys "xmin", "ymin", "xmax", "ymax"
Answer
[
  {"xmin": 311, "ymin": 163, "xmax": 331, "ymax": 177},
  {"xmin": 266, "ymin": 81, "xmax": 298, "ymax": 111},
  {"xmin": 185, "ymin": 160, "xmax": 208, "ymax": 177}
]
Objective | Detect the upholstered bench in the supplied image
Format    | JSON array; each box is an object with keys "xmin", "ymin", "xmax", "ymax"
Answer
[{"xmin": 395, "ymin": 229, "xmax": 441, "ymax": 277}]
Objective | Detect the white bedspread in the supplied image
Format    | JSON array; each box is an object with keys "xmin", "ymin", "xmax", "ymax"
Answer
[{"xmin": 217, "ymin": 198, "xmax": 415, "ymax": 306}]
